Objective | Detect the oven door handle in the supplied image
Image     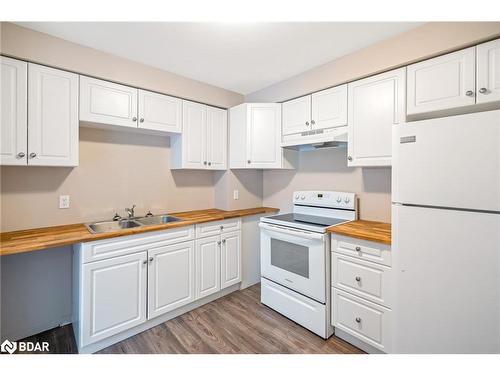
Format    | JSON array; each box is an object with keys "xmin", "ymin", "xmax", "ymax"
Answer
[{"xmin": 259, "ymin": 222, "xmax": 325, "ymax": 241}]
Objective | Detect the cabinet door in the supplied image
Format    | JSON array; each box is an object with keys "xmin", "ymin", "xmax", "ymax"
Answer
[
  {"xmin": 282, "ymin": 95, "xmax": 311, "ymax": 135},
  {"xmin": 138, "ymin": 89, "xmax": 182, "ymax": 133},
  {"xmin": 1, "ymin": 57, "xmax": 27, "ymax": 166},
  {"xmin": 247, "ymin": 103, "xmax": 282, "ymax": 168},
  {"xmin": 148, "ymin": 241, "xmax": 195, "ymax": 319},
  {"xmin": 348, "ymin": 68, "xmax": 405, "ymax": 167},
  {"xmin": 220, "ymin": 231, "xmax": 241, "ymax": 289},
  {"xmin": 81, "ymin": 252, "xmax": 147, "ymax": 346},
  {"xmin": 182, "ymin": 101, "xmax": 207, "ymax": 169},
  {"xmin": 206, "ymin": 106, "xmax": 227, "ymax": 170},
  {"xmin": 80, "ymin": 76, "xmax": 138, "ymax": 128},
  {"xmin": 407, "ymin": 47, "xmax": 475, "ymax": 115},
  {"xmin": 311, "ymin": 84, "xmax": 347, "ymax": 130},
  {"xmin": 28, "ymin": 63, "xmax": 79, "ymax": 166},
  {"xmin": 195, "ymin": 235, "xmax": 221, "ymax": 299},
  {"xmin": 476, "ymin": 38, "xmax": 500, "ymax": 104}
]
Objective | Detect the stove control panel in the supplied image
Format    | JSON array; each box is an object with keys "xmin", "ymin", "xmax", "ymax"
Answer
[{"xmin": 293, "ymin": 191, "xmax": 356, "ymax": 209}]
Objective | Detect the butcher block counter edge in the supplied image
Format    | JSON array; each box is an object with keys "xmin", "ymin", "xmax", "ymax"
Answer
[
  {"xmin": 327, "ymin": 220, "xmax": 391, "ymax": 245},
  {"xmin": 0, "ymin": 207, "xmax": 279, "ymax": 256}
]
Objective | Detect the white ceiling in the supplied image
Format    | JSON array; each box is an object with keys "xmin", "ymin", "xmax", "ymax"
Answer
[{"xmin": 17, "ymin": 22, "xmax": 422, "ymax": 95}]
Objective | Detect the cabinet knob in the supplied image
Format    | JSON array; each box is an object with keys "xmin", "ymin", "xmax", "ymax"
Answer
[
  {"xmin": 220, "ymin": 225, "xmax": 224, "ymax": 230},
  {"xmin": 347, "ymin": 156, "xmax": 353, "ymax": 161},
  {"xmin": 465, "ymin": 90, "xmax": 474, "ymax": 97},
  {"xmin": 479, "ymin": 87, "xmax": 488, "ymax": 94},
  {"xmin": 355, "ymin": 246, "xmax": 361, "ymax": 251},
  {"xmin": 139, "ymin": 118, "xmax": 144, "ymax": 123},
  {"xmin": 203, "ymin": 161, "xmax": 207, "ymax": 165},
  {"xmin": 132, "ymin": 117, "xmax": 137, "ymax": 122},
  {"xmin": 247, "ymin": 160, "xmax": 251, "ymax": 164},
  {"xmin": 355, "ymin": 317, "xmax": 361, "ymax": 323},
  {"xmin": 208, "ymin": 162, "xmax": 212, "ymax": 166},
  {"xmin": 143, "ymin": 260, "xmax": 148, "ymax": 265},
  {"xmin": 222, "ymin": 239, "xmax": 226, "ymax": 244},
  {"xmin": 311, "ymin": 120, "xmax": 315, "ymax": 125},
  {"xmin": 355, "ymin": 276, "xmax": 361, "ymax": 282},
  {"xmin": 29, "ymin": 152, "xmax": 37, "ymax": 158},
  {"xmin": 217, "ymin": 241, "xmax": 221, "ymax": 245},
  {"xmin": 17, "ymin": 152, "xmax": 25, "ymax": 158},
  {"xmin": 149, "ymin": 257, "xmax": 153, "ymax": 263},
  {"xmin": 305, "ymin": 121, "xmax": 310, "ymax": 126}
]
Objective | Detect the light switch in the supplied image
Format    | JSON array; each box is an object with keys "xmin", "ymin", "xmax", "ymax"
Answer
[
  {"xmin": 59, "ymin": 195, "xmax": 70, "ymax": 209},
  {"xmin": 233, "ymin": 190, "xmax": 239, "ymax": 200}
]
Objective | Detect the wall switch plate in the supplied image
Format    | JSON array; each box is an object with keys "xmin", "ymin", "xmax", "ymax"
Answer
[
  {"xmin": 59, "ymin": 195, "xmax": 70, "ymax": 209},
  {"xmin": 233, "ymin": 190, "xmax": 239, "ymax": 200}
]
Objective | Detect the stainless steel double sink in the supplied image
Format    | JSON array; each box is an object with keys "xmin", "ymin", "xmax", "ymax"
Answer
[{"xmin": 86, "ymin": 215, "xmax": 182, "ymax": 234}]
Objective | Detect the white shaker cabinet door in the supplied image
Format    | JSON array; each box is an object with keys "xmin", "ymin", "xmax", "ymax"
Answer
[
  {"xmin": 138, "ymin": 89, "xmax": 182, "ymax": 133},
  {"xmin": 28, "ymin": 63, "xmax": 79, "ymax": 166},
  {"xmin": 195, "ymin": 235, "xmax": 221, "ymax": 299},
  {"xmin": 282, "ymin": 95, "xmax": 311, "ymax": 135},
  {"xmin": 247, "ymin": 103, "xmax": 282, "ymax": 168},
  {"xmin": 80, "ymin": 76, "xmax": 138, "ymax": 128},
  {"xmin": 476, "ymin": 38, "xmax": 500, "ymax": 104},
  {"xmin": 311, "ymin": 84, "xmax": 348, "ymax": 130},
  {"xmin": 147, "ymin": 241, "xmax": 195, "ymax": 319},
  {"xmin": 182, "ymin": 100, "xmax": 207, "ymax": 169},
  {"xmin": 407, "ymin": 47, "xmax": 476, "ymax": 115},
  {"xmin": 206, "ymin": 106, "xmax": 227, "ymax": 170},
  {"xmin": 220, "ymin": 231, "xmax": 241, "ymax": 289},
  {"xmin": 0, "ymin": 57, "xmax": 27, "ymax": 166},
  {"xmin": 348, "ymin": 67, "xmax": 406, "ymax": 167},
  {"xmin": 81, "ymin": 251, "xmax": 147, "ymax": 346}
]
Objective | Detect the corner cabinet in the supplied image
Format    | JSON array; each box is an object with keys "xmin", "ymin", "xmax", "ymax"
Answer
[
  {"xmin": 170, "ymin": 101, "xmax": 227, "ymax": 170},
  {"xmin": 1, "ymin": 58, "xmax": 79, "ymax": 167},
  {"xmin": 229, "ymin": 103, "xmax": 296, "ymax": 169},
  {"xmin": 347, "ymin": 68, "xmax": 406, "ymax": 167}
]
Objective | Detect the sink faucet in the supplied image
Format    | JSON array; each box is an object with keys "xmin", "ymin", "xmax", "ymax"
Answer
[{"xmin": 125, "ymin": 204, "xmax": 136, "ymax": 219}]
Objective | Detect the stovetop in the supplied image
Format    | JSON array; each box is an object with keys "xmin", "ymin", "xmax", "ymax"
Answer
[{"xmin": 260, "ymin": 213, "xmax": 350, "ymax": 233}]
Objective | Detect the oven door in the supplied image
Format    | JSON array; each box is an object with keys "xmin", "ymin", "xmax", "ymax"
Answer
[{"xmin": 259, "ymin": 222, "xmax": 326, "ymax": 303}]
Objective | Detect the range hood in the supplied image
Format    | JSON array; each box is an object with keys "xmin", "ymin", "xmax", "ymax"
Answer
[{"xmin": 281, "ymin": 126, "xmax": 348, "ymax": 151}]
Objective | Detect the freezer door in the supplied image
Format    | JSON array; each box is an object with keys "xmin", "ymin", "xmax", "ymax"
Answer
[
  {"xmin": 392, "ymin": 204, "xmax": 500, "ymax": 353},
  {"xmin": 392, "ymin": 110, "xmax": 500, "ymax": 212}
]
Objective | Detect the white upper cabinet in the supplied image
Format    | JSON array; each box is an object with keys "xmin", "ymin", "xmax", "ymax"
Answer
[
  {"xmin": 138, "ymin": 89, "xmax": 182, "ymax": 133},
  {"xmin": 348, "ymin": 68, "xmax": 406, "ymax": 167},
  {"xmin": 28, "ymin": 63, "xmax": 79, "ymax": 167},
  {"xmin": 206, "ymin": 106, "xmax": 227, "ymax": 170},
  {"xmin": 171, "ymin": 100, "xmax": 227, "ymax": 170},
  {"xmin": 1, "ymin": 57, "xmax": 27, "ymax": 166},
  {"xmin": 80, "ymin": 76, "xmax": 138, "ymax": 128},
  {"xmin": 407, "ymin": 47, "xmax": 476, "ymax": 115},
  {"xmin": 229, "ymin": 103, "xmax": 295, "ymax": 169},
  {"xmin": 147, "ymin": 241, "xmax": 195, "ymax": 319},
  {"xmin": 311, "ymin": 84, "xmax": 348, "ymax": 130},
  {"xmin": 282, "ymin": 95, "xmax": 311, "ymax": 135},
  {"xmin": 476, "ymin": 38, "xmax": 500, "ymax": 104}
]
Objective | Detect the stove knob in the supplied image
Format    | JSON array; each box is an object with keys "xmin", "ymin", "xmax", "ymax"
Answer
[
  {"xmin": 295, "ymin": 194, "xmax": 299, "ymax": 200},
  {"xmin": 336, "ymin": 197, "xmax": 342, "ymax": 203},
  {"xmin": 344, "ymin": 197, "xmax": 350, "ymax": 204},
  {"xmin": 300, "ymin": 195, "xmax": 305, "ymax": 200}
]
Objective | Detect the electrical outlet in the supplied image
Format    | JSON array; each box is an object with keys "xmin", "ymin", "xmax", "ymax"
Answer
[
  {"xmin": 59, "ymin": 195, "xmax": 70, "ymax": 209},
  {"xmin": 233, "ymin": 190, "xmax": 239, "ymax": 200}
]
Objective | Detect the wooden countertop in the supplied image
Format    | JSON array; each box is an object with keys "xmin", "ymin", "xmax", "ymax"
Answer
[
  {"xmin": 327, "ymin": 220, "xmax": 391, "ymax": 245},
  {"xmin": 0, "ymin": 207, "xmax": 279, "ymax": 256}
]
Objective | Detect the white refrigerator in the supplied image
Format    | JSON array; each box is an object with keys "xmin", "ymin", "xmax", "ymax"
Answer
[{"xmin": 392, "ymin": 110, "xmax": 500, "ymax": 353}]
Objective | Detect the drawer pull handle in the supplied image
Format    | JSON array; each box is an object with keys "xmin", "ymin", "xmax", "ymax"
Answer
[
  {"xmin": 355, "ymin": 276, "xmax": 361, "ymax": 282},
  {"xmin": 355, "ymin": 317, "xmax": 361, "ymax": 323},
  {"xmin": 355, "ymin": 246, "xmax": 361, "ymax": 252}
]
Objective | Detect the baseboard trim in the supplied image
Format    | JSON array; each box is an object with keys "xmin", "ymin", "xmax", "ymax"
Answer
[{"xmin": 334, "ymin": 328, "xmax": 385, "ymax": 354}]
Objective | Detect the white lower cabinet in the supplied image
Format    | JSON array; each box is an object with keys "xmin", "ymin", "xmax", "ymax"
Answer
[
  {"xmin": 331, "ymin": 234, "xmax": 393, "ymax": 353},
  {"xmin": 147, "ymin": 241, "xmax": 195, "ymax": 319},
  {"xmin": 80, "ymin": 251, "xmax": 148, "ymax": 346},
  {"xmin": 74, "ymin": 221, "xmax": 242, "ymax": 352}
]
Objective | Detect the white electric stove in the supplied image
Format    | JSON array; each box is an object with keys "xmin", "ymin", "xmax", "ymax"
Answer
[{"xmin": 259, "ymin": 191, "xmax": 357, "ymax": 338}]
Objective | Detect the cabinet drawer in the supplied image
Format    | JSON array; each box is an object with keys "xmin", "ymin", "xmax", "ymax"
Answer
[
  {"xmin": 332, "ymin": 235, "xmax": 391, "ymax": 266},
  {"xmin": 332, "ymin": 288, "xmax": 391, "ymax": 353},
  {"xmin": 80, "ymin": 225, "xmax": 195, "ymax": 263},
  {"xmin": 332, "ymin": 253, "xmax": 393, "ymax": 307},
  {"xmin": 195, "ymin": 218, "xmax": 241, "ymax": 238}
]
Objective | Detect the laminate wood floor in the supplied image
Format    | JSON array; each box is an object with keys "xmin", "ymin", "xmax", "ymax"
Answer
[{"xmin": 21, "ymin": 284, "xmax": 364, "ymax": 354}]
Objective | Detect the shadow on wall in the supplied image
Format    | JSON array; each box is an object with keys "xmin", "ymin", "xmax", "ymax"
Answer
[
  {"xmin": 79, "ymin": 125, "xmax": 170, "ymax": 148},
  {"xmin": 362, "ymin": 167, "xmax": 391, "ymax": 193},
  {"xmin": 0, "ymin": 166, "xmax": 73, "ymax": 194}
]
